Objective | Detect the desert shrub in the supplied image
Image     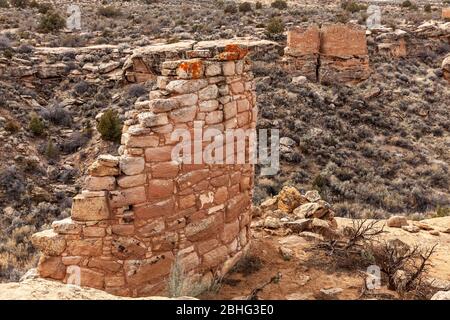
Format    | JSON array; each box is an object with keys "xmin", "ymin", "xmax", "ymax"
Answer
[
  {"xmin": 271, "ymin": 0, "xmax": 287, "ymax": 10},
  {"xmin": 97, "ymin": 6, "xmax": 122, "ymax": 17},
  {"xmin": 0, "ymin": 166, "xmax": 26, "ymax": 199},
  {"xmin": 44, "ymin": 139, "xmax": 58, "ymax": 159},
  {"xmin": 0, "ymin": 36, "xmax": 10, "ymax": 50},
  {"xmin": 28, "ymin": 114, "xmax": 45, "ymax": 136},
  {"xmin": 4, "ymin": 119, "xmax": 20, "ymax": 133},
  {"xmin": 168, "ymin": 257, "xmax": 205, "ymax": 297},
  {"xmin": 2, "ymin": 48, "xmax": 13, "ymax": 58},
  {"xmin": 401, "ymin": 0, "xmax": 417, "ymax": 9},
  {"xmin": 371, "ymin": 240, "xmax": 436, "ymax": 295},
  {"xmin": 73, "ymin": 81, "xmax": 91, "ymax": 96},
  {"xmin": 0, "ymin": 0, "xmax": 9, "ymax": 8},
  {"xmin": 10, "ymin": 0, "xmax": 28, "ymax": 8},
  {"xmin": 224, "ymin": 2, "xmax": 237, "ymax": 14},
  {"xmin": 239, "ymin": 2, "xmax": 252, "ymax": 12},
  {"xmin": 424, "ymin": 4, "xmax": 431, "ymax": 12},
  {"xmin": 231, "ymin": 255, "xmax": 262, "ymax": 276},
  {"xmin": 435, "ymin": 206, "xmax": 450, "ymax": 218},
  {"xmin": 341, "ymin": 1, "xmax": 367, "ymax": 13},
  {"xmin": 41, "ymin": 104, "xmax": 72, "ymax": 127},
  {"xmin": 127, "ymin": 84, "xmax": 147, "ymax": 98},
  {"xmin": 97, "ymin": 109, "xmax": 122, "ymax": 143},
  {"xmin": 266, "ymin": 17, "xmax": 284, "ymax": 35},
  {"xmin": 256, "ymin": 1, "xmax": 262, "ymax": 9},
  {"xmin": 38, "ymin": 10, "xmax": 65, "ymax": 33}
]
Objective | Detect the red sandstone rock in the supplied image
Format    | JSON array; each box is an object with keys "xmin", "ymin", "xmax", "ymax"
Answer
[
  {"xmin": 38, "ymin": 256, "xmax": 66, "ymax": 280},
  {"xmin": 31, "ymin": 230, "xmax": 66, "ymax": 256},
  {"xmin": 71, "ymin": 192, "xmax": 110, "ymax": 221},
  {"xmin": 66, "ymin": 239, "xmax": 103, "ymax": 256}
]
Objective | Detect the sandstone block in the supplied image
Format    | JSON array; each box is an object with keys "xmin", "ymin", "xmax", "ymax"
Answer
[
  {"xmin": 134, "ymin": 198, "xmax": 175, "ymax": 220},
  {"xmin": 171, "ymin": 93, "xmax": 198, "ymax": 107},
  {"xmin": 88, "ymin": 258, "xmax": 122, "ymax": 273},
  {"xmin": 124, "ymin": 253, "xmax": 174, "ymax": 286},
  {"xmin": 52, "ymin": 218, "xmax": 81, "ymax": 235},
  {"xmin": 72, "ymin": 192, "xmax": 110, "ymax": 221},
  {"xmin": 149, "ymin": 99, "xmax": 179, "ymax": 113},
  {"xmin": 222, "ymin": 61, "xmax": 235, "ymax": 76},
  {"xmin": 185, "ymin": 213, "xmax": 223, "ymax": 242},
  {"xmin": 88, "ymin": 160, "xmax": 120, "ymax": 177},
  {"xmin": 138, "ymin": 112, "xmax": 169, "ymax": 128},
  {"xmin": 122, "ymin": 133, "xmax": 159, "ymax": 148},
  {"xmin": 199, "ymin": 85, "xmax": 219, "ymax": 101},
  {"xmin": 31, "ymin": 229, "xmax": 66, "ymax": 256},
  {"xmin": 145, "ymin": 146, "xmax": 174, "ymax": 162},
  {"xmin": 85, "ymin": 176, "xmax": 116, "ymax": 191},
  {"xmin": 169, "ymin": 105, "xmax": 197, "ymax": 123},
  {"xmin": 387, "ymin": 216, "xmax": 408, "ymax": 228},
  {"xmin": 151, "ymin": 161, "xmax": 179, "ymax": 178},
  {"xmin": 38, "ymin": 256, "xmax": 66, "ymax": 280},
  {"xmin": 226, "ymin": 194, "xmax": 249, "ymax": 223},
  {"xmin": 176, "ymin": 59, "xmax": 204, "ymax": 79},
  {"xmin": 166, "ymin": 79, "xmax": 208, "ymax": 94},
  {"xmin": 205, "ymin": 62, "xmax": 222, "ymax": 76},
  {"xmin": 117, "ymin": 173, "xmax": 147, "ymax": 188},
  {"xmin": 199, "ymin": 100, "xmax": 219, "ymax": 112},
  {"xmin": 83, "ymin": 226, "xmax": 106, "ymax": 238},
  {"xmin": 148, "ymin": 179, "xmax": 174, "ymax": 199},
  {"xmin": 66, "ymin": 239, "xmax": 103, "ymax": 256},
  {"xmin": 120, "ymin": 156, "xmax": 145, "ymax": 176},
  {"xmin": 79, "ymin": 267, "xmax": 105, "ymax": 290}
]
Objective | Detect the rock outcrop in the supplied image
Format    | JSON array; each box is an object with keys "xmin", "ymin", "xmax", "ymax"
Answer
[{"xmin": 257, "ymin": 187, "xmax": 339, "ymax": 240}]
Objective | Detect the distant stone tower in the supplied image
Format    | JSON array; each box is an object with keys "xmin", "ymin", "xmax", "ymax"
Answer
[{"xmin": 32, "ymin": 42, "xmax": 257, "ymax": 297}]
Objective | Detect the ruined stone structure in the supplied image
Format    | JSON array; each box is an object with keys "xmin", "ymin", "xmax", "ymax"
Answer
[
  {"xmin": 284, "ymin": 23, "xmax": 371, "ymax": 84},
  {"xmin": 32, "ymin": 42, "xmax": 256, "ymax": 297}
]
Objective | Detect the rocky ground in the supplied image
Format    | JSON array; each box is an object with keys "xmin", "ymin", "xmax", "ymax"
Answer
[{"xmin": 0, "ymin": 0, "xmax": 449, "ymax": 299}]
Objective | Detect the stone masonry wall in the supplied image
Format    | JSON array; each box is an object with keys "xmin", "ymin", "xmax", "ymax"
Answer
[
  {"xmin": 284, "ymin": 23, "xmax": 371, "ymax": 85},
  {"xmin": 31, "ymin": 43, "xmax": 256, "ymax": 297}
]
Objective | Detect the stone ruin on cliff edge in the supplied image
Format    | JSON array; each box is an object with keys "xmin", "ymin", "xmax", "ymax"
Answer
[
  {"xmin": 284, "ymin": 23, "xmax": 371, "ymax": 84},
  {"xmin": 31, "ymin": 41, "xmax": 258, "ymax": 297}
]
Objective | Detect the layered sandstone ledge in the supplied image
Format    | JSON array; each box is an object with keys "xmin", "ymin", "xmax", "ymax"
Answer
[
  {"xmin": 284, "ymin": 23, "xmax": 371, "ymax": 84},
  {"xmin": 31, "ymin": 42, "xmax": 257, "ymax": 297}
]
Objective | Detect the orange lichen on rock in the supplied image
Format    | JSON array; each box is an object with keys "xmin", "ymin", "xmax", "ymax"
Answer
[
  {"xmin": 178, "ymin": 59, "xmax": 204, "ymax": 79},
  {"xmin": 217, "ymin": 44, "xmax": 249, "ymax": 61}
]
